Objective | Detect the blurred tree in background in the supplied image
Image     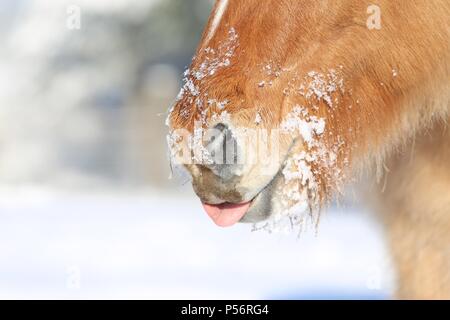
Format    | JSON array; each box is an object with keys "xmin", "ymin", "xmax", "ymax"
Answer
[{"xmin": 0, "ymin": 0, "xmax": 213, "ymax": 191}]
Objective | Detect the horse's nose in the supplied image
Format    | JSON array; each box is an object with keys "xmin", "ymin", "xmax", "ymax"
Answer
[
  {"xmin": 202, "ymin": 123, "xmax": 242, "ymax": 180},
  {"xmin": 205, "ymin": 123, "xmax": 236, "ymax": 162}
]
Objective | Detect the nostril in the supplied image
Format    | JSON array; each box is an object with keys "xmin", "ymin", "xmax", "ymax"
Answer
[
  {"xmin": 214, "ymin": 123, "xmax": 228, "ymax": 133},
  {"xmin": 205, "ymin": 124, "xmax": 227, "ymax": 164},
  {"xmin": 199, "ymin": 123, "xmax": 242, "ymax": 180},
  {"xmin": 205, "ymin": 123, "xmax": 239, "ymax": 166}
]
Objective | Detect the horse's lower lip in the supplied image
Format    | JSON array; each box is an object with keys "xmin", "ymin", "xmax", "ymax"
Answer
[
  {"xmin": 202, "ymin": 201, "xmax": 253, "ymax": 227},
  {"xmin": 199, "ymin": 163, "xmax": 285, "ymax": 227}
]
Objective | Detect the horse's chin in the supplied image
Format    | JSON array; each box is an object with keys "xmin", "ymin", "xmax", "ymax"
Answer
[{"xmin": 239, "ymin": 168, "xmax": 285, "ymax": 223}]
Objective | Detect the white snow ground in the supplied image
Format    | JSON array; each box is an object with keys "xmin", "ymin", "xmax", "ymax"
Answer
[{"xmin": 0, "ymin": 188, "xmax": 394, "ymax": 299}]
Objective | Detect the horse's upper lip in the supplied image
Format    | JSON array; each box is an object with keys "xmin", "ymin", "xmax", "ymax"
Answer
[{"xmin": 199, "ymin": 150, "xmax": 291, "ymax": 227}]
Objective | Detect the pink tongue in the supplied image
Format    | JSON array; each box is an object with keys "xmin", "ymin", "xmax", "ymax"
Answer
[{"xmin": 202, "ymin": 202, "xmax": 251, "ymax": 227}]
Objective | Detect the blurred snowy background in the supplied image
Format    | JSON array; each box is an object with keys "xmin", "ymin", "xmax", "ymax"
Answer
[{"xmin": 0, "ymin": 0, "xmax": 394, "ymax": 299}]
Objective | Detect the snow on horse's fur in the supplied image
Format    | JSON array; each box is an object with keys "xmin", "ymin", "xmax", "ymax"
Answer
[{"xmin": 168, "ymin": 0, "xmax": 450, "ymax": 299}]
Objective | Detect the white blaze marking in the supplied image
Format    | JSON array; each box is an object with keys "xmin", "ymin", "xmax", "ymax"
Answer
[{"xmin": 205, "ymin": 0, "xmax": 229, "ymax": 44}]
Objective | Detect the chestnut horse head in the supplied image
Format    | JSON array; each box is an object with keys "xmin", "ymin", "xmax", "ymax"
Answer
[{"xmin": 167, "ymin": 0, "xmax": 449, "ymax": 228}]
